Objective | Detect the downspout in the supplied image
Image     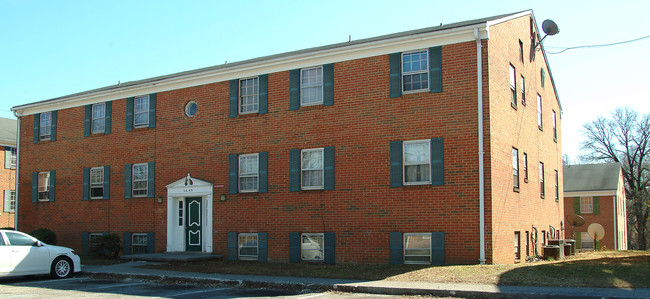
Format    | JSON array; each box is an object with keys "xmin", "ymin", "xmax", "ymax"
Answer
[
  {"xmin": 13, "ymin": 112, "xmax": 20, "ymax": 230},
  {"xmin": 613, "ymin": 195, "xmax": 617, "ymax": 249},
  {"xmin": 475, "ymin": 27, "xmax": 486, "ymax": 264}
]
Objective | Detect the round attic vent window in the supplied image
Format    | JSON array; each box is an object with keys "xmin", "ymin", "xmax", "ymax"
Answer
[{"xmin": 185, "ymin": 101, "xmax": 197, "ymax": 117}]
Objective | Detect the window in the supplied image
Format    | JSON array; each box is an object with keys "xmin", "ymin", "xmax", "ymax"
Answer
[
  {"xmin": 185, "ymin": 101, "xmax": 197, "ymax": 117},
  {"xmin": 301, "ymin": 67, "xmax": 323, "ymax": 106},
  {"xmin": 404, "ymin": 140, "xmax": 431, "ymax": 185},
  {"xmin": 90, "ymin": 167, "xmax": 104, "ymax": 199},
  {"xmin": 512, "ymin": 148, "xmax": 519, "ymax": 190},
  {"xmin": 3, "ymin": 190, "xmax": 15, "ymax": 212},
  {"xmin": 5, "ymin": 147, "xmax": 16, "ymax": 169},
  {"xmin": 525, "ymin": 231, "xmax": 530, "ymax": 257},
  {"xmin": 301, "ymin": 148, "xmax": 324, "ymax": 189},
  {"xmin": 301, "ymin": 233, "xmax": 324, "ymax": 261},
  {"xmin": 404, "ymin": 233, "xmax": 431, "ymax": 264},
  {"xmin": 132, "ymin": 233, "xmax": 148, "ymax": 254},
  {"xmin": 515, "ymin": 232, "xmax": 521, "ymax": 260},
  {"xmin": 509, "ymin": 64, "xmax": 517, "ymax": 107},
  {"xmin": 519, "ymin": 40, "xmax": 524, "ymax": 63},
  {"xmin": 554, "ymin": 170, "xmax": 559, "ymax": 201},
  {"xmin": 238, "ymin": 233, "xmax": 258, "ymax": 260},
  {"xmin": 91, "ymin": 103, "xmax": 105, "ymax": 134},
  {"xmin": 520, "ymin": 75, "xmax": 526, "ymax": 105},
  {"xmin": 552, "ymin": 110, "xmax": 557, "ymax": 141},
  {"xmin": 580, "ymin": 197, "xmax": 593, "ymax": 214},
  {"xmin": 38, "ymin": 172, "xmax": 50, "ymax": 201},
  {"xmin": 178, "ymin": 199, "xmax": 184, "ymax": 226},
  {"xmin": 540, "ymin": 68, "xmax": 546, "ymax": 87},
  {"xmin": 537, "ymin": 94, "xmax": 543, "ymax": 129},
  {"xmin": 39, "ymin": 111, "xmax": 52, "ymax": 141},
  {"xmin": 239, "ymin": 154, "xmax": 259, "ymax": 192},
  {"xmin": 5, "ymin": 232, "xmax": 35, "ymax": 246},
  {"xmin": 539, "ymin": 162, "xmax": 545, "ymax": 198},
  {"xmin": 523, "ymin": 153, "xmax": 528, "ymax": 182},
  {"xmin": 239, "ymin": 77, "xmax": 259, "ymax": 114},
  {"xmin": 580, "ymin": 232, "xmax": 594, "ymax": 250},
  {"xmin": 402, "ymin": 50, "xmax": 429, "ymax": 93},
  {"xmin": 134, "ymin": 95, "xmax": 150, "ymax": 127},
  {"xmin": 132, "ymin": 163, "xmax": 148, "ymax": 197}
]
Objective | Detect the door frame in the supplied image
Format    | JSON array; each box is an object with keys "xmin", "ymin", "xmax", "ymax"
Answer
[{"xmin": 166, "ymin": 174, "xmax": 213, "ymax": 253}]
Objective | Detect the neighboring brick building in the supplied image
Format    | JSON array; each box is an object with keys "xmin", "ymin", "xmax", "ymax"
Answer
[
  {"xmin": 0, "ymin": 117, "xmax": 17, "ymax": 229},
  {"xmin": 12, "ymin": 10, "xmax": 563, "ymax": 264},
  {"xmin": 563, "ymin": 163, "xmax": 628, "ymax": 251}
]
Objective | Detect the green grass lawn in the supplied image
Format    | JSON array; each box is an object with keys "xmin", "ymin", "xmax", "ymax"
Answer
[{"xmin": 137, "ymin": 250, "xmax": 650, "ymax": 288}]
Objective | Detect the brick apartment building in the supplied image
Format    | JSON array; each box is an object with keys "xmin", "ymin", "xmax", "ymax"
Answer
[
  {"xmin": 563, "ymin": 163, "xmax": 628, "ymax": 251},
  {"xmin": 12, "ymin": 10, "xmax": 563, "ymax": 264},
  {"xmin": 0, "ymin": 117, "xmax": 17, "ymax": 229}
]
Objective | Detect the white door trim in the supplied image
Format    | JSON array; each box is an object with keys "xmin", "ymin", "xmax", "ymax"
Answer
[{"xmin": 166, "ymin": 174, "xmax": 213, "ymax": 253}]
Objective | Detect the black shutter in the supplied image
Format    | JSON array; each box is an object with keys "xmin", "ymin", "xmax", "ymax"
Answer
[
  {"xmin": 82, "ymin": 232, "xmax": 89, "ymax": 256},
  {"xmin": 389, "ymin": 232, "xmax": 403, "ymax": 264},
  {"xmin": 148, "ymin": 93, "xmax": 157, "ymax": 128},
  {"xmin": 389, "ymin": 53, "xmax": 402, "ymax": 98},
  {"xmin": 429, "ymin": 47, "xmax": 442, "ymax": 93},
  {"xmin": 147, "ymin": 162, "xmax": 155, "ymax": 198},
  {"xmin": 289, "ymin": 232, "xmax": 300, "ymax": 263},
  {"xmin": 431, "ymin": 138, "xmax": 444, "ymax": 186},
  {"xmin": 123, "ymin": 232, "xmax": 132, "ymax": 255},
  {"xmin": 82, "ymin": 168, "xmax": 90, "ymax": 201},
  {"xmin": 84, "ymin": 105, "xmax": 92, "ymax": 137},
  {"xmin": 228, "ymin": 154, "xmax": 238, "ymax": 194},
  {"xmin": 259, "ymin": 152, "xmax": 268, "ymax": 193},
  {"xmin": 229, "ymin": 80, "xmax": 239, "ymax": 118},
  {"xmin": 31, "ymin": 172, "xmax": 38, "ymax": 202},
  {"xmin": 390, "ymin": 141, "xmax": 403, "ymax": 187},
  {"xmin": 146, "ymin": 232, "xmax": 155, "ymax": 253},
  {"xmin": 324, "ymin": 147, "xmax": 335, "ymax": 190},
  {"xmin": 289, "ymin": 69, "xmax": 300, "ymax": 110},
  {"xmin": 48, "ymin": 170, "xmax": 55, "ymax": 202},
  {"xmin": 259, "ymin": 74, "xmax": 268, "ymax": 114},
  {"xmin": 50, "ymin": 111, "xmax": 57, "ymax": 141},
  {"xmin": 126, "ymin": 97, "xmax": 134, "ymax": 131},
  {"xmin": 323, "ymin": 64, "xmax": 334, "ymax": 106},
  {"xmin": 324, "ymin": 232, "xmax": 335, "ymax": 264},
  {"xmin": 431, "ymin": 232, "xmax": 445, "ymax": 265},
  {"xmin": 124, "ymin": 164, "xmax": 132, "ymax": 199},
  {"xmin": 228, "ymin": 232, "xmax": 237, "ymax": 261},
  {"xmin": 103, "ymin": 165, "xmax": 110, "ymax": 200},
  {"xmin": 289, "ymin": 149, "xmax": 300, "ymax": 192},
  {"xmin": 105, "ymin": 101, "xmax": 112, "ymax": 134},
  {"xmin": 33, "ymin": 114, "xmax": 40, "ymax": 143},
  {"xmin": 258, "ymin": 232, "xmax": 268, "ymax": 262}
]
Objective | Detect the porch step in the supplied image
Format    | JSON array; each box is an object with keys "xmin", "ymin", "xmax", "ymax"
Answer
[{"xmin": 121, "ymin": 252, "xmax": 223, "ymax": 262}]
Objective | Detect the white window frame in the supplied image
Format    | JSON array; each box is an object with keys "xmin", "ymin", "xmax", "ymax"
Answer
[
  {"xmin": 38, "ymin": 171, "xmax": 50, "ymax": 201},
  {"xmin": 523, "ymin": 153, "xmax": 528, "ymax": 182},
  {"xmin": 514, "ymin": 232, "xmax": 521, "ymax": 260},
  {"xmin": 300, "ymin": 66, "xmax": 323, "ymax": 106},
  {"xmin": 132, "ymin": 233, "xmax": 148, "ymax": 254},
  {"xmin": 239, "ymin": 153, "xmax": 259, "ymax": 193},
  {"xmin": 3, "ymin": 190, "xmax": 15, "ymax": 212},
  {"xmin": 403, "ymin": 140, "xmax": 431, "ymax": 185},
  {"xmin": 239, "ymin": 77, "xmax": 259, "ymax": 114},
  {"xmin": 301, "ymin": 148, "xmax": 324, "ymax": 190},
  {"xmin": 132, "ymin": 163, "xmax": 148, "ymax": 197},
  {"xmin": 91, "ymin": 103, "xmax": 106, "ymax": 134},
  {"xmin": 178, "ymin": 199, "xmax": 184, "ymax": 227},
  {"xmin": 552, "ymin": 110, "xmax": 557, "ymax": 141},
  {"xmin": 89, "ymin": 233, "xmax": 103, "ymax": 241},
  {"xmin": 554, "ymin": 170, "xmax": 559, "ymax": 201},
  {"xmin": 537, "ymin": 94, "xmax": 543, "ymax": 129},
  {"xmin": 404, "ymin": 233, "xmax": 432, "ymax": 265},
  {"xmin": 520, "ymin": 75, "xmax": 526, "ymax": 105},
  {"xmin": 580, "ymin": 232, "xmax": 594, "ymax": 251},
  {"xmin": 39, "ymin": 112, "xmax": 52, "ymax": 141},
  {"xmin": 580, "ymin": 196, "xmax": 593, "ymax": 214},
  {"xmin": 401, "ymin": 50, "xmax": 430, "ymax": 93},
  {"xmin": 134, "ymin": 95, "xmax": 150, "ymax": 128},
  {"xmin": 238, "ymin": 233, "xmax": 259, "ymax": 260},
  {"xmin": 509, "ymin": 64, "xmax": 517, "ymax": 107},
  {"xmin": 90, "ymin": 167, "xmax": 104, "ymax": 199},
  {"xmin": 512, "ymin": 148, "xmax": 519, "ymax": 189},
  {"xmin": 539, "ymin": 162, "xmax": 545, "ymax": 198},
  {"xmin": 301, "ymin": 233, "xmax": 324, "ymax": 261}
]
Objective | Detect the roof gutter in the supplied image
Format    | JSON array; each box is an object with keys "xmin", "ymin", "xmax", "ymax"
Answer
[{"xmin": 475, "ymin": 27, "xmax": 486, "ymax": 265}]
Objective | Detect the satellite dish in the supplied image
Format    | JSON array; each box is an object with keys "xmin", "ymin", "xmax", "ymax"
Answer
[
  {"xmin": 542, "ymin": 19, "xmax": 559, "ymax": 36},
  {"xmin": 587, "ymin": 223, "xmax": 605, "ymax": 241},
  {"xmin": 567, "ymin": 214, "xmax": 586, "ymax": 227}
]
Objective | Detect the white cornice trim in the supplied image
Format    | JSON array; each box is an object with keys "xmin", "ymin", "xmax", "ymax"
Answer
[
  {"xmin": 12, "ymin": 25, "xmax": 490, "ymax": 116},
  {"xmin": 564, "ymin": 190, "xmax": 617, "ymax": 197}
]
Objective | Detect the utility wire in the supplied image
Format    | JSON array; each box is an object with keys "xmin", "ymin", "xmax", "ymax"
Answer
[{"xmin": 547, "ymin": 34, "xmax": 650, "ymax": 54}]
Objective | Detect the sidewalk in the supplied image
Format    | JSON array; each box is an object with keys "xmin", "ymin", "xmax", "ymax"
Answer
[{"xmin": 81, "ymin": 261, "xmax": 650, "ymax": 299}]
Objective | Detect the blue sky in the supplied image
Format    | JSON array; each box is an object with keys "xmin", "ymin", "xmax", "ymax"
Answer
[{"xmin": 1, "ymin": 0, "xmax": 649, "ymax": 162}]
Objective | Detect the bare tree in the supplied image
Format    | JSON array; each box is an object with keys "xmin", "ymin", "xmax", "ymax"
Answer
[{"xmin": 581, "ymin": 107, "xmax": 650, "ymax": 250}]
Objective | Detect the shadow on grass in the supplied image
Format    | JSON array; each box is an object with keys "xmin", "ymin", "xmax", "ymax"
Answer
[{"xmin": 497, "ymin": 254, "xmax": 650, "ymax": 288}]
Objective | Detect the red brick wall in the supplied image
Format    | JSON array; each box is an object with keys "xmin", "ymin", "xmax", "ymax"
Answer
[
  {"xmin": 564, "ymin": 195, "xmax": 618, "ymax": 250},
  {"xmin": 17, "ymin": 14, "xmax": 562, "ymax": 264},
  {"xmin": 0, "ymin": 149, "xmax": 15, "ymax": 228}
]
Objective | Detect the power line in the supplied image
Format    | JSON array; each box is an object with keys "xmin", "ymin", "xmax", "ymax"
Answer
[{"xmin": 546, "ymin": 34, "xmax": 650, "ymax": 54}]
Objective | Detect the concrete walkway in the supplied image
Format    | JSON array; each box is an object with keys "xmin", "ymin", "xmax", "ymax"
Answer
[{"xmin": 81, "ymin": 261, "xmax": 650, "ymax": 298}]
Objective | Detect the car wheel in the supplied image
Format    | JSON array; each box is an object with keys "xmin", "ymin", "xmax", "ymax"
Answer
[{"xmin": 51, "ymin": 257, "xmax": 73, "ymax": 278}]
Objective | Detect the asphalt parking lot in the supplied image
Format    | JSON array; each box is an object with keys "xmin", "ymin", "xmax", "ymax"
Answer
[{"xmin": 0, "ymin": 276, "xmax": 406, "ymax": 299}]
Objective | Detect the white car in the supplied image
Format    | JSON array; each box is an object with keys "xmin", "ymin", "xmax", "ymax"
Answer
[{"xmin": 0, "ymin": 230, "xmax": 81, "ymax": 278}]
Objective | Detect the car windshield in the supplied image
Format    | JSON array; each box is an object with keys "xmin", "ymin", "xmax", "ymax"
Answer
[{"xmin": 5, "ymin": 232, "xmax": 36, "ymax": 246}]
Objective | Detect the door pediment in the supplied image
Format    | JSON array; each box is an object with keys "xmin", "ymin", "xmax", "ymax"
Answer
[{"xmin": 166, "ymin": 174, "xmax": 213, "ymax": 197}]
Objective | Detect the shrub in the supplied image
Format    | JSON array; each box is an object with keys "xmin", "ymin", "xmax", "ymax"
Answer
[
  {"xmin": 90, "ymin": 233, "xmax": 121, "ymax": 259},
  {"xmin": 29, "ymin": 228, "xmax": 56, "ymax": 245}
]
